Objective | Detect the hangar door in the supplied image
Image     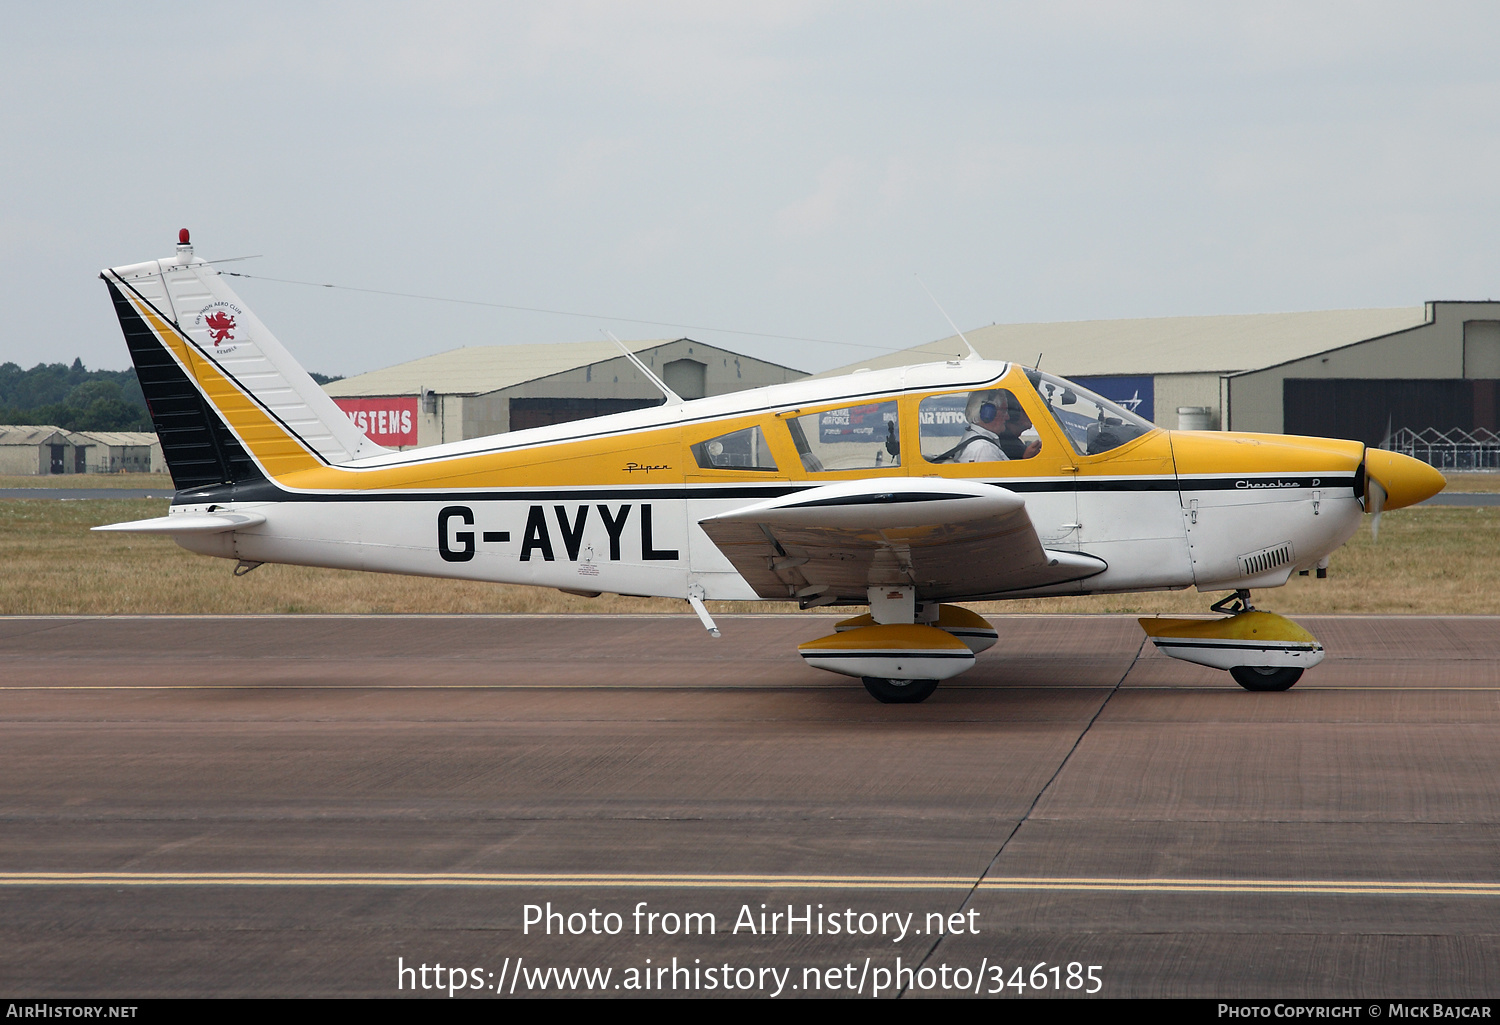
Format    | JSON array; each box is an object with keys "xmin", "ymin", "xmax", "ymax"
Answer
[{"xmin": 1283, "ymin": 379, "xmax": 1499, "ymax": 445}]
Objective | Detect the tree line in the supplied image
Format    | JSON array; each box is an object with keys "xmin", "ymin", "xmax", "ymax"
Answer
[
  {"xmin": 0, "ymin": 359, "xmax": 341, "ymax": 432},
  {"xmin": 0, "ymin": 359, "xmax": 149, "ymax": 431}
]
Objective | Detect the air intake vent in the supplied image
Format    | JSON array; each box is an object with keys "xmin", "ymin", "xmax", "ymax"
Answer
[{"xmin": 1237, "ymin": 541, "xmax": 1295, "ymax": 578}]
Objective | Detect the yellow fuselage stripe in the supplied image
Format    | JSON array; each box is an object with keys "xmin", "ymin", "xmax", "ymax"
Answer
[{"xmin": 123, "ymin": 292, "xmax": 1367, "ymax": 496}]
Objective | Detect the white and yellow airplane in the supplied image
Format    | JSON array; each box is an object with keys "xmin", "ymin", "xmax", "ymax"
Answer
[{"xmin": 96, "ymin": 233, "xmax": 1446, "ymax": 703}]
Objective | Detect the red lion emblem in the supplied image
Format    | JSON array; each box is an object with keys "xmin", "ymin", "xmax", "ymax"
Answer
[{"xmin": 204, "ymin": 311, "xmax": 236, "ymax": 346}]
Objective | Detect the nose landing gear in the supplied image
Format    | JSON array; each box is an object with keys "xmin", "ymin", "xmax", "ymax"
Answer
[{"xmin": 1140, "ymin": 590, "xmax": 1323, "ymax": 691}]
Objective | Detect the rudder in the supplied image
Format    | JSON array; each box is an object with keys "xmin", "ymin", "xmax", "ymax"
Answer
[{"xmin": 100, "ymin": 231, "xmax": 388, "ymax": 490}]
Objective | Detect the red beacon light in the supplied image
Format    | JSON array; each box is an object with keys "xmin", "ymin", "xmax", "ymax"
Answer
[{"xmin": 178, "ymin": 228, "xmax": 191, "ymax": 245}]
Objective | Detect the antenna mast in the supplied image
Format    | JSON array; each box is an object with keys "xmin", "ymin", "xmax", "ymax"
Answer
[
  {"xmin": 604, "ymin": 331, "xmax": 683, "ymax": 405},
  {"xmin": 915, "ymin": 276, "xmax": 981, "ymax": 361}
]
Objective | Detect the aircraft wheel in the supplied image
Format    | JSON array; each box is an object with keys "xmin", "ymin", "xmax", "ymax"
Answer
[
  {"xmin": 1229, "ymin": 666, "xmax": 1303, "ymax": 692},
  {"xmin": 861, "ymin": 677, "xmax": 939, "ymax": 704}
]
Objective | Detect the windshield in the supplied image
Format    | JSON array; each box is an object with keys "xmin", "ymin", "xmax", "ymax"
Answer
[{"xmin": 1024, "ymin": 369, "xmax": 1155, "ymax": 456}]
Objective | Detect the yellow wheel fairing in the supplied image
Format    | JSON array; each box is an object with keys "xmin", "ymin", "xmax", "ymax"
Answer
[
  {"xmin": 1139, "ymin": 610, "xmax": 1324, "ymax": 672},
  {"xmin": 799, "ymin": 623, "xmax": 976, "ymax": 681},
  {"xmin": 835, "ymin": 605, "xmax": 998, "ymax": 653},
  {"xmin": 1139, "ymin": 611, "xmax": 1318, "ymax": 643}
]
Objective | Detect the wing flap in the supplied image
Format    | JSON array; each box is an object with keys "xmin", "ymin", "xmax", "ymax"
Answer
[{"xmin": 698, "ymin": 479, "xmax": 1105, "ymax": 601}]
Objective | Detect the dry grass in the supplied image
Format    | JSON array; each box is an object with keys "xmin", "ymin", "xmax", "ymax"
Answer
[
  {"xmin": 0, "ymin": 473, "xmax": 174, "ymax": 489},
  {"xmin": 1, "ymin": 497, "xmax": 1497, "ymax": 617},
  {"xmin": 0, "ymin": 499, "xmax": 752, "ymax": 616},
  {"xmin": 988, "ymin": 503, "xmax": 1500, "ymax": 615},
  {"xmin": 1441, "ymin": 472, "xmax": 1500, "ymax": 493}
]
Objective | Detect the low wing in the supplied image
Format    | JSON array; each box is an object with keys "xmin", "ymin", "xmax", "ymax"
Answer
[{"xmin": 698, "ymin": 478, "xmax": 1105, "ymax": 603}]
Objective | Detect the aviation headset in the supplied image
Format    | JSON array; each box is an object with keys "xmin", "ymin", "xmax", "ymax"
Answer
[{"xmin": 982, "ymin": 401, "xmax": 1023, "ymax": 424}]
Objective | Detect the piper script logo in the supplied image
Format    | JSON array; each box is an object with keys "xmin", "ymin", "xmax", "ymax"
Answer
[{"xmin": 194, "ymin": 302, "xmax": 244, "ymax": 355}]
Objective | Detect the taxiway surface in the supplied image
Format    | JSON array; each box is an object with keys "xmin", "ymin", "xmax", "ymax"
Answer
[{"xmin": 2, "ymin": 613, "xmax": 1498, "ymax": 999}]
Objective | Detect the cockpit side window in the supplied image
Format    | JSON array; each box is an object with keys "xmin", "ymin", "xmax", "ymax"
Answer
[
  {"xmin": 789, "ymin": 401, "xmax": 901, "ymax": 472},
  {"xmin": 919, "ymin": 389, "xmax": 1042, "ymax": 464},
  {"xmin": 1024, "ymin": 369, "xmax": 1154, "ymax": 456}
]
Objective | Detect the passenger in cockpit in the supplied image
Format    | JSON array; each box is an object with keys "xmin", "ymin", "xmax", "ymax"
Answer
[{"xmin": 995, "ymin": 397, "xmax": 1043, "ymax": 460}]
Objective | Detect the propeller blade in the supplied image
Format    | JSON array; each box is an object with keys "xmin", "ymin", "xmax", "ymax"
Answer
[{"xmin": 1367, "ymin": 476, "xmax": 1388, "ymax": 542}]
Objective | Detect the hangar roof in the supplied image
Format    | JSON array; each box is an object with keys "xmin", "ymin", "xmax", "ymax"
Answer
[
  {"xmin": 70, "ymin": 432, "xmax": 158, "ymax": 447},
  {"xmin": 0, "ymin": 425, "xmax": 71, "ymax": 446},
  {"xmin": 324, "ymin": 339, "xmax": 686, "ymax": 398},
  {"xmin": 821, "ymin": 306, "xmax": 1429, "ymax": 378}
]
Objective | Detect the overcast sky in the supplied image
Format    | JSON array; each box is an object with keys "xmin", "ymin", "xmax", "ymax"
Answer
[{"xmin": 4, "ymin": 2, "xmax": 1498, "ymax": 377}]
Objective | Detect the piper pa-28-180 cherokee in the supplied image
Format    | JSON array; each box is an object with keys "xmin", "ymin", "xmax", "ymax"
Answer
[{"xmin": 96, "ymin": 231, "xmax": 1445, "ymax": 703}]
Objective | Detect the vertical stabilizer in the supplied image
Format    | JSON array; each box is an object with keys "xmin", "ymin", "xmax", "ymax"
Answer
[{"xmin": 101, "ymin": 232, "xmax": 388, "ymax": 479}]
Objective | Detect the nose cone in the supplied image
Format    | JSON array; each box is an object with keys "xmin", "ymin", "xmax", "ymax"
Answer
[{"xmin": 1365, "ymin": 449, "xmax": 1446, "ymax": 510}]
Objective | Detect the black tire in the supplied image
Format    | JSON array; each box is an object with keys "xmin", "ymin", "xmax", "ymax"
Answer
[
  {"xmin": 861, "ymin": 677, "xmax": 939, "ymax": 704},
  {"xmin": 1229, "ymin": 665, "xmax": 1303, "ymax": 692}
]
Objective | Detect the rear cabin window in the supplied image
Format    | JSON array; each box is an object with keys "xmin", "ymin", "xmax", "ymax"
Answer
[
  {"xmin": 691, "ymin": 426, "xmax": 778, "ymax": 471},
  {"xmin": 787, "ymin": 402, "xmax": 901, "ymax": 472}
]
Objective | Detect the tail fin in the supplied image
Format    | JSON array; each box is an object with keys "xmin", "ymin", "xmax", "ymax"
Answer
[{"xmin": 101, "ymin": 232, "xmax": 387, "ymax": 491}]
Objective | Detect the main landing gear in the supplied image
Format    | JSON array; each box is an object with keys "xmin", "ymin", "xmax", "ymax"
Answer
[
  {"xmin": 861, "ymin": 677, "xmax": 940, "ymax": 704},
  {"xmin": 1138, "ymin": 590, "xmax": 1324, "ymax": 692},
  {"xmin": 1228, "ymin": 665, "xmax": 1304, "ymax": 692},
  {"xmin": 797, "ymin": 588, "xmax": 998, "ymax": 704}
]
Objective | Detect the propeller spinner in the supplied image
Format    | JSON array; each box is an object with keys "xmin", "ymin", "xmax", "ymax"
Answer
[{"xmin": 1362, "ymin": 448, "xmax": 1446, "ymax": 539}]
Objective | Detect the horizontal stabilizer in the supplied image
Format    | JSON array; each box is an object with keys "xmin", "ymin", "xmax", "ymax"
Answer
[{"xmin": 92, "ymin": 512, "xmax": 267, "ymax": 535}]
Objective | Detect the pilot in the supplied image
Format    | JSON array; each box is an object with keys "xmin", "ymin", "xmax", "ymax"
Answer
[
  {"xmin": 950, "ymin": 391, "xmax": 1010, "ymax": 463},
  {"xmin": 933, "ymin": 390, "xmax": 1043, "ymax": 464}
]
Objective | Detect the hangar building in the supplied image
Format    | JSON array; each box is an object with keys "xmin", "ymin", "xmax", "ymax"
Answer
[
  {"xmin": 0, "ymin": 427, "xmax": 163, "ymax": 475},
  {"xmin": 0, "ymin": 426, "xmax": 83, "ymax": 475},
  {"xmin": 323, "ymin": 338, "xmax": 806, "ymax": 450},
  {"xmin": 824, "ymin": 301, "xmax": 1500, "ymax": 448},
  {"xmin": 71, "ymin": 431, "xmax": 164, "ymax": 474}
]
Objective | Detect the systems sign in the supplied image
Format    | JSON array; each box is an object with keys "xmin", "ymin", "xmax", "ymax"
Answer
[{"xmin": 333, "ymin": 396, "xmax": 419, "ymax": 447}]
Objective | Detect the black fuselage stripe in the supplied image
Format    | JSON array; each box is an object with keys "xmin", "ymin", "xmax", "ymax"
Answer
[{"xmin": 170, "ymin": 475, "xmax": 1360, "ymax": 506}]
